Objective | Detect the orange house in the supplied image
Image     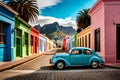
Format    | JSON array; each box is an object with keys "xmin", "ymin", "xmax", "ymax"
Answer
[{"xmin": 30, "ymin": 27, "xmax": 39, "ymax": 55}]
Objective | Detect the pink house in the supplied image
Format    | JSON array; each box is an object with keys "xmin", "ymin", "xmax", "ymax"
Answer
[{"xmin": 89, "ymin": 0, "xmax": 120, "ymax": 63}]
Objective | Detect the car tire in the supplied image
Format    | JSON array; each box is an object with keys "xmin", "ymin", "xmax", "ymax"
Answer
[
  {"xmin": 91, "ymin": 61, "xmax": 99, "ymax": 69},
  {"xmin": 55, "ymin": 61, "xmax": 65, "ymax": 70}
]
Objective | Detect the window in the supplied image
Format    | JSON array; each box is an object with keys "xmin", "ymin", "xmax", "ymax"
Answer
[
  {"xmin": 24, "ymin": 32, "xmax": 28, "ymax": 45},
  {"xmin": 78, "ymin": 39, "xmax": 79, "ymax": 47},
  {"xmin": 88, "ymin": 34, "xmax": 91, "ymax": 48},
  {"xmin": 71, "ymin": 50, "xmax": 82, "ymax": 54},
  {"xmin": 82, "ymin": 37, "xmax": 84, "ymax": 47},
  {"xmin": 95, "ymin": 28, "xmax": 100, "ymax": 52},
  {"xmin": 72, "ymin": 50, "xmax": 79, "ymax": 54},
  {"xmin": 85, "ymin": 35, "xmax": 87, "ymax": 47},
  {"xmin": 84, "ymin": 49, "xmax": 92, "ymax": 54},
  {"xmin": 35, "ymin": 37, "xmax": 38, "ymax": 46},
  {"xmin": 80, "ymin": 38, "xmax": 81, "ymax": 47},
  {"xmin": 31, "ymin": 35, "xmax": 33, "ymax": 46},
  {"xmin": 0, "ymin": 21, "xmax": 6, "ymax": 44}
]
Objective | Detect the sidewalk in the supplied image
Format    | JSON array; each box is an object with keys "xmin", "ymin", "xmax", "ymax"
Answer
[
  {"xmin": 0, "ymin": 48, "xmax": 57, "ymax": 72},
  {"xmin": 0, "ymin": 54, "xmax": 41, "ymax": 72},
  {"xmin": 103, "ymin": 63, "xmax": 120, "ymax": 69}
]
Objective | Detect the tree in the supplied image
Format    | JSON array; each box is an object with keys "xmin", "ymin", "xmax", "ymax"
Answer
[
  {"xmin": 76, "ymin": 9, "xmax": 91, "ymax": 33},
  {"xmin": 77, "ymin": 27, "xmax": 82, "ymax": 33},
  {"xmin": 7, "ymin": 0, "xmax": 39, "ymax": 22}
]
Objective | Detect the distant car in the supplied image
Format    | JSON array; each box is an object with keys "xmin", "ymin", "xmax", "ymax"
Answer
[{"xmin": 50, "ymin": 47, "xmax": 104, "ymax": 70}]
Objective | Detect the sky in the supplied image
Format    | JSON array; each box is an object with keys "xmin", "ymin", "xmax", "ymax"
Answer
[{"xmin": 29, "ymin": 0, "xmax": 97, "ymax": 29}]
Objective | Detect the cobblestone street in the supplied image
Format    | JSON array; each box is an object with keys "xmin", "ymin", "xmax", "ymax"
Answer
[
  {"xmin": 2, "ymin": 69, "xmax": 120, "ymax": 80},
  {"xmin": 0, "ymin": 53, "xmax": 120, "ymax": 80}
]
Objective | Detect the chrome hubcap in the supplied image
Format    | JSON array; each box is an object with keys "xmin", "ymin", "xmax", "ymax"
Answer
[
  {"xmin": 57, "ymin": 62, "xmax": 64, "ymax": 69},
  {"xmin": 92, "ymin": 62, "xmax": 98, "ymax": 68}
]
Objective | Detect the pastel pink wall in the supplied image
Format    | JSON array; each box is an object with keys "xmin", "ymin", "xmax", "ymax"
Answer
[
  {"xmin": 89, "ymin": 0, "xmax": 120, "ymax": 63},
  {"xmin": 89, "ymin": 0, "xmax": 106, "ymax": 62},
  {"xmin": 104, "ymin": 1, "xmax": 120, "ymax": 62}
]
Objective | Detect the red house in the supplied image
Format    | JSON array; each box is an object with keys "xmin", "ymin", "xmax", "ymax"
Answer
[
  {"xmin": 62, "ymin": 36, "xmax": 70, "ymax": 51},
  {"xmin": 30, "ymin": 27, "xmax": 39, "ymax": 55}
]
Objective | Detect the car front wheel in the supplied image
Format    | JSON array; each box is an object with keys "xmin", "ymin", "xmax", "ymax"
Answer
[
  {"xmin": 55, "ymin": 61, "xmax": 65, "ymax": 70},
  {"xmin": 91, "ymin": 61, "xmax": 99, "ymax": 69}
]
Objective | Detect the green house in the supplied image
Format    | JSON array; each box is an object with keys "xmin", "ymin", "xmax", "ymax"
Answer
[
  {"xmin": 67, "ymin": 34, "xmax": 76, "ymax": 50},
  {"xmin": 14, "ymin": 16, "xmax": 30, "ymax": 59}
]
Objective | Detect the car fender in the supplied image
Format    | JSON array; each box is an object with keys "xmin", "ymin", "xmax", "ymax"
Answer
[
  {"xmin": 89, "ymin": 56, "xmax": 103, "ymax": 65},
  {"xmin": 53, "ymin": 58, "xmax": 71, "ymax": 67}
]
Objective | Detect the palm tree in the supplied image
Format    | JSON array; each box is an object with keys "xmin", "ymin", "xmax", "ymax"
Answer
[
  {"xmin": 76, "ymin": 9, "xmax": 91, "ymax": 33},
  {"xmin": 7, "ymin": 0, "xmax": 39, "ymax": 22}
]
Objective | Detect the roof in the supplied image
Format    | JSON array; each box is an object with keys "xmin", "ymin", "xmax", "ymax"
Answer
[
  {"xmin": 89, "ymin": 0, "xmax": 103, "ymax": 15},
  {"xmin": 16, "ymin": 16, "xmax": 31, "ymax": 28},
  {"xmin": 0, "ymin": 2, "xmax": 18, "ymax": 15},
  {"xmin": 71, "ymin": 47, "xmax": 92, "ymax": 50}
]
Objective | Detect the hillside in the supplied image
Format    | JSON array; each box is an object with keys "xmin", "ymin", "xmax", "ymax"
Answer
[{"xmin": 34, "ymin": 22, "xmax": 77, "ymax": 38}]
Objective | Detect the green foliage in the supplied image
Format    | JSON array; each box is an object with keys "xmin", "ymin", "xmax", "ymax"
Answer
[
  {"xmin": 76, "ymin": 9, "xmax": 91, "ymax": 33},
  {"xmin": 7, "ymin": 0, "xmax": 39, "ymax": 22}
]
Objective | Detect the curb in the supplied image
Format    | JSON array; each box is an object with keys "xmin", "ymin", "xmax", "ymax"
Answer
[
  {"xmin": 0, "ymin": 54, "xmax": 42, "ymax": 72},
  {"xmin": 103, "ymin": 64, "xmax": 120, "ymax": 69}
]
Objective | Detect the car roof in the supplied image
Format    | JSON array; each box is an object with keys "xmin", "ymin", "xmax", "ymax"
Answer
[{"xmin": 71, "ymin": 47, "xmax": 92, "ymax": 50}]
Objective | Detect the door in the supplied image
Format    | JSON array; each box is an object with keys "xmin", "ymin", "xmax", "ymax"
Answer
[
  {"xmin": 117, "ymin": 24, "xmax": 120, "ymax": 60},
  {"xmin": 70, "ymin": 49, "xmax": 83, "ymax": 65},
  {"xmin": 16, "ymin": 37, "xmax": 22, "ymax": 57},
  {"xmin": 16, "ymin": 29, "xmax": 22, "ymax": 57},
  {"xmin": 35, "ymin": 37, "xmax": 38, "ymax": 54},
  {"xmin": 24, "ymin": 32, "xmax": 29, "ymax": 56},
  {"xmin": 82, "ymin": 49, "xmax": 93, "ymax": 65}
]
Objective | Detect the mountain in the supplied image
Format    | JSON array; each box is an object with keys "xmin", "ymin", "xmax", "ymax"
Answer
[{"xmin": 34, "ymin": 22, "xmax": 77, "ymax": 38}]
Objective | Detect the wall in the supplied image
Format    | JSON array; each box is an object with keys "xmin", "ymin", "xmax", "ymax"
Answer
[
  {"xmin": 89, "ymin": 0, "xmax": 106, "ymax": 62},
  {"xmin": 0, "ymin": 2, "xmax": 17, "ymax": 61},
  {"xmin": 39, "ymin": 34, "xmax": 47, "ymax": 52},
  {"xmin": 76, "ymin": 27, "xmax": 91, "ymax": 48},
  {"xmin": 104, "ymin": 1, "xmax": 120, "ymax": 62},
  {"xmin": 30, "ymin": 27, "xmax": 39, "ymax": 55},
  {"xmin": 89, "ymin": 0, "xmax": 120, "ymax": 63},
  {"xmin": 14, "ymin": 17, "xmax": 30, "ymax": 59},
  {"xmin": 67, "ymin": 34, "xmax": 76, "ymax": 50}
]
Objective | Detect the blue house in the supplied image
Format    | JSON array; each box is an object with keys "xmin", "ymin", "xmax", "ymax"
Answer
[{"xmin": 0, "ymin": 2, "xmax": 18, "ymax": 61}]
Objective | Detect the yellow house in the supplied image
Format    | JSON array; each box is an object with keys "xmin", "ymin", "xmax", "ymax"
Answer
[
  {"xmin": 47, "ymin": 38, "xmax": 54, "ymax": 51},
  {"xmin": 76, "ymin": 26, "xmax": 91, "ymax": 48}
]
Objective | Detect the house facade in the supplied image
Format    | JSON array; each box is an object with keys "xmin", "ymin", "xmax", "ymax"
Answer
[
  {"xmin": 14, "ymin": 16, "xmax": 30, "ymax": 59},
  {"xmin": 0, "ymin": 2, "xmax": 18, "ymax": 61},
  {"xmin": 30, "ymin": 27, "xmax": 39, "ymax": 55},
  {"xmin": 47, "ymin": 38, "xmax": 54, "ymax": 51},
  {"xmin": 76, "ymin": 27, "xmax": 91, "ymax": 48},
  {"xmin": 39, "ymin": 34, "xmax": 47, "ymax": 53},
  {"xmin": 67, "ymin": 34, "xmax": 76, "ymax": 50},
  {"xmin": 89, "ymin": 0, "xmax": 120, "ymax": 63},
  {"xmin": 61, "ymin": 36, "xmax": 70, "ymax": 51}
]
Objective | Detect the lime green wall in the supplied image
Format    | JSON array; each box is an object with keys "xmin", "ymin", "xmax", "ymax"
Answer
[{"xmin": 14, "ymin": 17, "xmax": 30, "ymax": 60}]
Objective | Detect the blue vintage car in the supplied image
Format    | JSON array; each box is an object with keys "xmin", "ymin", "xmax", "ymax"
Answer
[{"xmin": 50, "ymin": 47, "xmax": 104, "ymax": 69}]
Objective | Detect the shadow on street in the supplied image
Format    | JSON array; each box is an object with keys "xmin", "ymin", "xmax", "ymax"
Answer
[{"xmin": 40, "ymin": 65, "xmax": 105, "ymax": 70}]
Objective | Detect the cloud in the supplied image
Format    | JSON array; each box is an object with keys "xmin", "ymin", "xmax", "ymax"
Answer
[
  {"xmin": 30, "ymin": 15, "xmax": 77, "ymax": 30},
  {"xmin": 37, "ymin": 0, "xmax": 61, "ymax": 9}
]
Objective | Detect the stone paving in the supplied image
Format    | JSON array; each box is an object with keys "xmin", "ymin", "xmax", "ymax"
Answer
[
  {"xmin": 0, "ymin": 48, "xmax": 120, "ymax": 80},
  {"xmin": 4, "ymin": 69, "xmax": 120, "ymax": 80}
]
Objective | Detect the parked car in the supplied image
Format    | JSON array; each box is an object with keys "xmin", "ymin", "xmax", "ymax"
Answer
[{"xmin": 50, "ymin": 47, "xmax": 104, "ymax": 70}]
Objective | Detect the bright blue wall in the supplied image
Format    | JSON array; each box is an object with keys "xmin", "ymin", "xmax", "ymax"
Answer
[{"xmin": 0, "ymin": 4, "xmax": 15, "ymax": 61}]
